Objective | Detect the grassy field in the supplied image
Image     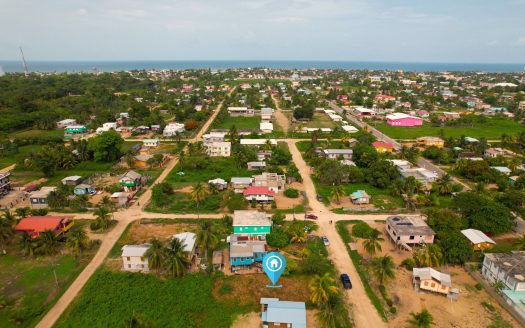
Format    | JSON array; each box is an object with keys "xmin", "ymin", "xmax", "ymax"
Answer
[
  {"xmin": 0, "ymin": 251, "xmax": 96, "ymax": 327},
  {"xmin": 214, "ymin": 115, "xmax": 261, "ymax": 130},
  {"xmin": 8, "ymin": 129, "xmax": 64, "ymax": 139},
  {"xmin": 373, "ymin": 118, "xmax": 525, "ymax": 140},
  {"xmin": 0, "ymin": 145, "xmax": 42, "ymax": 170},
  {"xmin": 146, "ymin": 192, "xmax": 223, "ymax": 214}
]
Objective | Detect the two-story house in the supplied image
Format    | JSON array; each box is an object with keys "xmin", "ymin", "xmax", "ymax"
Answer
[
  {"xmin": 385, "ymin": 215, "xmax": 435, "ymax": 247},
  {"xmin": 121, "ymin": 244, "xmax": 151, "ymax": 273},
  {"xmin": 229, "ymin": 234, "xmax": 267, "ymax": 268},
  {"xmin": 233, "ymin": 210, "xmax": 271, "ymax": 236}
]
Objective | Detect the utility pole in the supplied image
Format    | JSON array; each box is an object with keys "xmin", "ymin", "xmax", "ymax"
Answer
[
  {"xmin": 52, "ymin": 263, "xmax": 60, "ymax": 289},
  {"xmin": 19, "ymin": 47, "xmax": 29, "ymax": 76}
]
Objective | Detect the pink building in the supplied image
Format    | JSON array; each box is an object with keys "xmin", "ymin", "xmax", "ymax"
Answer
[{"xmin": 386, "ymin": 113, "xmax": 423, "ymax": 127}]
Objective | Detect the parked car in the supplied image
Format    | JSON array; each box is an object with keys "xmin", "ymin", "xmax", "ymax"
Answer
[
  {"xmin": 340, "ymin": 273, "xmax": 352, "ymax": 289},
  {"xmin": 322, "ymin": 236, "xmax": 329, "ymax": 246},
  {"xmin": 316, "ymin": 194, "xmax": 323, "ymax": 201},
  {"xmin": 305, "ymin": 213, "xmax": 318, "ymax": 220}
]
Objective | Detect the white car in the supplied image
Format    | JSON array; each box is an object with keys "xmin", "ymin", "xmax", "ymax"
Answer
[{"xmin": 322, "ymin": 236, "xmax": 330, "ymax": 246}]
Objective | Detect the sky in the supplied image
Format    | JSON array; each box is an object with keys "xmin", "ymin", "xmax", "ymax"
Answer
[{"xmin": 0, "ymin": 0, "xmax": 524, "ymax": 62}]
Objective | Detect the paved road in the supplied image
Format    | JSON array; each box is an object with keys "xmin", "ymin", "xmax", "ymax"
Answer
[
  {"xmin": 35, "ymin": 88, "xmax": 235, "ymax": 328},
  {"xmin": 286, "ymin": 140, "xmax": 387, "ymax": 328},
  {"xmin": 328, "ymin": 101, "xmax": 471, "ymax": 191}
]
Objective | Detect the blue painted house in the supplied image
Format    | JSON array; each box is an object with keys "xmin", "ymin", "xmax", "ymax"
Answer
[{"xmin": 229, "ymin": 234, "xmax": 267, "ymax": 268}]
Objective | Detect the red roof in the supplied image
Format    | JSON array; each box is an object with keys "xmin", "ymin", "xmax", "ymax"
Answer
[
  {"xmin": 243, "ymin": 186, "xmax": 275, "ymax": 196},
  {"xmin": 15, "ymin": 216, "xmax": 72, "ymax": 235},
  {"xmin": 372, "ymin": 141, "xmax": 394, "ymax": 149}
]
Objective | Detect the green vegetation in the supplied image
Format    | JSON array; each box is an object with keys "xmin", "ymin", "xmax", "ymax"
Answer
[
  {"xmin": 213, "ymin": 115, "xmax": 261, "ymax": 130},
  {"xmin": 55, "ymin": 271, "xmax": 250, "ymax": 328},
  {"xmin": 374, "ymin": 118, "xmax": 525, "ymax": 140}
]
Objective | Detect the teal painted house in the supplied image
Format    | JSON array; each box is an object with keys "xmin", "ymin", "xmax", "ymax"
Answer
[
  {"xmin": 229, "ymin": 235, "xmax": 267, "ymax": 268},
  {"xmin": 233, "ymin": 210, "xmax": 271, "ymax": 236},
  {"xmin": 64, "ymin": 125, "xmax": 87, "ymax": 139}
]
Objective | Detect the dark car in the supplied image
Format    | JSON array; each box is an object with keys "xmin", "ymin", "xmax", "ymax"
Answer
[
  {"xmin": 340, "ymin": 273, "xmax": 352, "ymax": 289},
  {"xmin": 305, "ymin": 213, "xmax": 318, "ymax": 220},
  {"xmin": 317, "ymin": 194, "xmax": 323, "ymax": 201}
]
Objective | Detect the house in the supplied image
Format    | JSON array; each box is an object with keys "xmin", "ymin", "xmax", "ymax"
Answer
[
  {"xmin": 163, "ymin": 122, "xmax": 185, "ymax": 137},
  {"xmin": 461, "ymin": 228, "xmax": 496, "ymax": 251},
  {"xmin": 260, "ymin": 107, "xmax": 273, "ymax": 121},
  {"xmin": 212, "ymin": 250, "xmax": 224, "ymax": 270},
  {"xmin": 252, "ymin": 172, "xmax": 286, "ymax": 193},
  {"xmin": 233, "ymin": 210, "xmax": 271, "ymax": 236},
  {"xmin": 322, "ymin": 149, "xmax": 353, "ymax": 160},
  {"xmin": 257, "ymin": 150, "xmax": 272, "ymax": 161},
  {"xmin": 0, "ymin": 172, "xmax": 11, "ymax": 198},
  {"xmin": 28, "ymin": 187, "xmax": 57, "ymax": 208},
  {"xmin": 205, "ymin": 141, "xmax": 231, "ymax": 157},
  {"xmin": 485, "ymin": 148, "xmax": 516, "ymax": 158},
  {"xmin": 350, "ymin": 190, "xmax": 370, "ymax": 205},
  {"xmin": 230, "ymin": 177, "xmax": 253, "ymax": 193},
  {"xmin": 260, "ymin": 122, "xmax": 274, "ymax": 133},
  {"xmin": 341, "ymin": 125, "xmax": 359, "ymax": 133},
  {"xmin": 111, "ymin": 192, "xmax": 131, "ymax": 207},
  {"xmin": 416, "ymin": 137, "xmax": 444, "ymax": 148},
  {"xmin": 243, "ymin": 186, "xmax": 275, "ymax": 203},
  {"xmin": 400, "ymin": 168, "xmax": 439, "ymax": 185},
  {"xmin": 491, "ymin": 166, "xmax": 512, "ymax": 175},
  {"xmin": 240, "ymin": 139, "xmax": 277, "ymax": 147},
  {"xmin": 61, "ymin": 175, "xmax": 82, "ymax": 186},
  {"xmin": 386, "ymin": 113, "xmax": 423, "ymax": 127},
  {"xmin": 482, "ymin": 252, "xmax": 525, "ymax": 320},
  {"xmin": 388, "ymin": 159, "xmax": 412, "ymax": 171},
  {"xmin": 464, "ymin": 137, "xmax": 479, "ymax": 143},
  {"xmin": 121, "ymin": 244, "xmax": 151, "ymax": 273},
  {"xmin": 353, "ymin": 107, "xmax": 375, "ymax": 117},
  {"xmin": 372, "ymin": 141, "xmax": 394, "ymax": 153},
  {"xmin": 57, "ymin": 119, "xmax": 77, "ymax": 129},
  {"xmin": 173, "ymin": 232, "xmax": 197, "ymax": 257},
  {"xmin": 229, "ymin": 234, "xmax": 267, "ymax": 268},
  {"xmin": 208, "ymin": 178, "xmax": 228, "ymax": 191},
  {"xmin": 247, "ymin": 161, "xmax": 266, "ymax": 171},
  {"xmin": 442, "ymin": 112, "xmax": 461, "ymax": 120},
  {"xmin": 260, "ymin": 298, "xmax": 307, "ymax": 328},
  {"xmin": 15, "ymin": 216, "xmax": 73, "ymax": 238},
  {"xmin": 64, "ymin": 125, "xmax": 87, "ymax": 139},
  {"xmin": 142, "ymin": 139, "xmax": 160, "ymax": 148},
  {"xmin": 203, "ymin": 130, "xmax": 228, "ymax": 144},
  {"xmin": 73, "ymin": 184, "xmax": 96, "ymax": 196},
  {"xmin": 412, "ymin": 268, "xmax": 452, "ymax": 296},
  {"xmin": 385, "ymin": 216, "xmax": 435, "ymax": 247},
  {"xmin": 228, "ymin": 107, "xmax": 255, "ymax": 117},
  {"xmin": 119, "ymin": 170, "xmax": 143, "ymax": 191},
  {"xmin": 96, "ymin": 122, "xmax": 117, "ymax": 134}
]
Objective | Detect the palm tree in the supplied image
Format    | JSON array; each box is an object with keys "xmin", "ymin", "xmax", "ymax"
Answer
[
  {"xmin": 164, "ymin": 237, "xmax": 191, "ymax": 277},
  {"xmin": 145, "ymin": 238, "xmax": 166, "ymax": 275},
  {"xmin": 310, "ymin": 273, "xmax": 338, "ymax": 305},
  {"xmin": 0, "ymin": 218, "xmax": 14, "ymax": 252},
  {"xmin": 191, "ymin": 183, "xmax": 208, "ymax": 208},
  {"xmin": 435, "ymin": 174, "xmax": 452, "ymax": 195},
  {"xmin": 290, "ymin": 228, "xmax": 307, "ymax": 244},
  {"xmin": 316, "ymin": 296, "xmax": 339, "ymax": 328},
  {"xmin": 18, "ymin": 231, "xmax": 35, "ymax": 256},
  {"xmin": 362, "ymin": 229, "xmax": 384, "ymax": 256},
  {"xmin": 369, "ymin": 255, "xmax": 396, "ymax": 286},
  {"xmin": 208, "ymin": 183, "xmax": 219, "ymax": 195},
  {"xmin": 66, "ymin": 227, "xmax": 90, "ymax": 257},
  {"xmin": 100, "ymin": 195, "xmax": 113, "ymax": 210},
  {"xmin": 329, "ymin": 185, "xmax": 345, "ymax": 205},
  {"xmin": 93, "ymin": 207, "xmax": 111, "ymax": 231},
  {"xmin": 407, "ymin": 309, "xmax": 435, "ymax": 328},
  {"xmin": 126, "ymin": 154, "xmax": 135, "ymax": 168},
  {"xmin": 15, "ymin": 207, "xmax": 31, "ymax": 219},
  {"xmin": 195, "ymin": 222, "xmax": 219, "ymax": 260},
  {"xmin": 227, "ymin": 125, "xmax": 239, "ymax": 144},
  {"xmin": 1, "ymin": 210, "xmax": 16, "ymax": 225},
  {"xmin": 475, "ymin": 182, "xmax": 486, "ymax": 194},
  {"xmin": 414, "ymin": 244, "xmax": 443, "ymax": 268},
  {"xmin": 35, "ymin": 230, "xmax": 60, "ymax": 255},
  {"xmin": 513, "ymin": 234, "xmax": 525, "ymax": 250}
]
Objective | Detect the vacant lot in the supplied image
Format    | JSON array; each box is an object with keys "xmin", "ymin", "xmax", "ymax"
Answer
[
  {"xmin": 373, "ymin": 118, "xmax": 525, "ymax": 140},
  {"xmin": 214, "ymin": 115, "xmax": 261, "ymax": 130},
  {"xmin": 8, "ymin": 129, "xmax": 64, "ymax": 139}
]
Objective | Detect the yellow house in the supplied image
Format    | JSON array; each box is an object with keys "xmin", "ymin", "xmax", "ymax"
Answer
[
  {"xmin": 416, "ymin": 136, "xmax": 444, "ymax": 148},
  {"xmin": 372, "ymin": 141, "xmax": 394, "ymax": 153},
  {"xmin": 413, "ymin": 267, "xmax": 451, "ymax": 296},
  {"xmin": 461, "ymin": 228, "xmax": 496, "ymax": 251}
]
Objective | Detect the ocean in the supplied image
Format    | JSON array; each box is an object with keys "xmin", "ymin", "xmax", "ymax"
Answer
[{"xmin": 0, "ymin": 60, "xmax": 523, "ymax": 73}]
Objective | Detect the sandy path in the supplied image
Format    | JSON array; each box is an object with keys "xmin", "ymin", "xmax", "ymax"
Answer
[
  {"xmin": 269, "ymin": 88, "xmax": 290, "ymax": 133},
  {"xmin": 286, "ymin": 140, "xmax": 387, "ymax": 328}
]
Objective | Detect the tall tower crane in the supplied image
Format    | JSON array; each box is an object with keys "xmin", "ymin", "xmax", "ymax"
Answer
[{"xmin": 19, "ymin": 47, "xmax": 29, "ymax": 75}]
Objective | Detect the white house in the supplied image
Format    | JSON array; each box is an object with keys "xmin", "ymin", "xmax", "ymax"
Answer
[
  {"xmin": 96, "ymin": 122, "xmax": 118, "ymax": 134},
  {"xmin": 482, "ymin": 252, "xmax": 525, "ymax": 291},
  {"xmin": 260, "ymin": 107, "xmax": 273, "ymax": 121},
  {"xmin": 121, "ymin": 244, "xmax": 151, "ymax": 273},
  {"xmin": 203, "ymin": 131, "xmax": 227, "ymax": 144},
  {"xmin": 56, "ymin": 119, "xmax": 77, "ymax": 129},
  {"xmin": 240, "ymin": 139, "xmax": 277, "ymax": 147},
  {"xmin": 173, "ymin": 232, "xmax": 197, "ymax": 256},
  {"xmin": 260, "ymin": 122, "xmax": 274, "ymax": 133},
  {"xmin": 228, "ymin": 107, "xmax": 255, "ymax": 117},
  {"xmin": 341, "ymin": 125, "xmax": 359, "ymax": 133},
  {"xmin": 143, "ymin": 139, "xmax": 160, "ymax": 148},
  {"xmin": 206, "ymin": 141, "xmax": 231, "ymax": 157},
  {"xmin": 163, "ymin": 122, "xmax": 185, "ymax": 137},
  {"xmin": 322, "ymin": 149, "xmax": 353, "ymax": 160}
]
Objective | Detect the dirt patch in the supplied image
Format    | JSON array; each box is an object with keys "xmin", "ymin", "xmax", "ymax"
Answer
[
  {"xmin": 122, "ymin": 221, "xmax": 199, "ymax": 244},
  {"xmin": 89, "ymin": 191, "xmax": 112, "ymax": 206},
  {"xmin": 213, "ymin": 275, "xmax": 312, "ymax": 309},
  {"xmin": 330, "ymin": 196, "xmax": 376, "ymax": 210},
  {"xmin": 91, "ymin": 175, "xmax": 120, "ymax": 190},
  {"xmin": 275, "ymin": 182, "xmax": 305, "ymax": 209},
  {"xmin": 175, "ymin": 185, "xmax": 193, "ymax": 193}
]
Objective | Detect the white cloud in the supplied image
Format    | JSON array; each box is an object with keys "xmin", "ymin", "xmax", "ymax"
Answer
[{"xmin": 516, "ymin": 37, "xmax": 525, "ymax": 45}]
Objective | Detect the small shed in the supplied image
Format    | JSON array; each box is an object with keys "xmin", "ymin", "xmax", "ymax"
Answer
[
  {"xmin": 62, "ymin": 176, "xmax": 83, "ymax": 186},
  {"xmin": 350, "ymin": 190, "xmax": 370, "ymax": 205},
  {"xmin": 74, "ymin": 184, "xmax": 96, "ymax": 196}
]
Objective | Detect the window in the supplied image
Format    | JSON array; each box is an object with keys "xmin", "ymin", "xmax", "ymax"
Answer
[
  {"xmin": 140, "ymin": 257, "xmax": 144, "ymax": 261},
  {"xmin": 127, "ymin": 257, "xmax": 130, "ymax": 261},
  {"xmin": 409, "ymin": 236, "xmax": 415, "ymax": 240},
  {"xmin": 128, "ymin": 264, "xmax": 131, "ymax": 268},
  {"xmin": 431, "ymin": 283, "xmax": 435, "ymax": 288}
]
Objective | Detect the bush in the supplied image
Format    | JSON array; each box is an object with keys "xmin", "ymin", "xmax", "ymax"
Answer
[
  {"xmin": 266, "ymin": 230, "xmax": 291, "ymax": 248},
  {"xmin": 218, "ymin": 283, "xmax": 233, "ymax": 295},
  {"xmin": 352, "ymin": 222, "xmax": 374, "ymax": 238},
  {"xmin": 389, "ymin": 306, "xmax": 397, "ymax": 314},
  {"xmin": 401, "ymin": 258, "xmax": 416, "ymax": 271},
  {"xmin": 226, "ymin": 193, "xmax": 248, "ymax": 212},
  {"xmin": 284, "ymin": 188, "xmax": 299, "ymax": 198},
  {"xmin": 475, "ymin": 283, "xmax": 484, "ymax": 291}
]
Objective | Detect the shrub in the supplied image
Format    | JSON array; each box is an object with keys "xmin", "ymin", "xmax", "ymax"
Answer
[
  {"xmin": 218, "ymin": 283, "xmax": 233, "ymax": 295},
  {"xmin": 401, "ymin": 258, "xmax": 416, "ymax": 271},
  {"xmin": 284, "ymin": 188, "xmax": 299, "ymax": 198},
  {"xmin": 389, "ymin": 306, "xmax": 397, "ymax": 314},
  {"xmin": 475, "ymin": 283, "xmax": 484, "ymax": 291},
  {"xmin": 226, "ymin": 193, "xmax": 248, "ymax": 212},
  {"xmin": 352, "ymin": 222, "xmax": 374, "ymax": 238},
  {"xmin": 266, "ymin": 230, "xmax": 291, "ymax": 248}
]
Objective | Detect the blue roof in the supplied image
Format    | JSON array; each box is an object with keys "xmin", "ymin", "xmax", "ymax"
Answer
[
  {"xmin": 263, "ymin": 301, "xmax": 306, "ymax": 328},
  {"xmin": 502, "ymin": 290, "xmax": 525, "ymax": 313}
]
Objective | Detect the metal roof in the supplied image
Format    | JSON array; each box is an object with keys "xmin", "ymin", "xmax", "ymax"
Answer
[{"xmin": 461, "ymin": 229, "xmax": 496, "ymax": 245}]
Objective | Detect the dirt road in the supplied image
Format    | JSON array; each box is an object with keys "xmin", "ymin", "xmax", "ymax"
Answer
[
  {"xmin": 269, "ymin": 88, "xmax": 291, "ymax": 133},
  {"xmin": 286, "ymin": 140, "xmax": 387, "ymax": 328}
]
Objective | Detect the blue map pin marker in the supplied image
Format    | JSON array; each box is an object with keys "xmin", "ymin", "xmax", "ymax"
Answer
[{"xmin": 263, "ymin": 252, "xmax": 286, "ymax": 285}]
